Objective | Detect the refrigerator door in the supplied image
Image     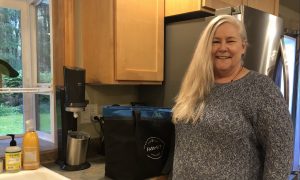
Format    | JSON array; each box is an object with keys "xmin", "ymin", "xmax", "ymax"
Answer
[
  {"xmin": 295, "ymin": 49, "xmax": 300, "ymax": 172},
  {"xmin": 274, "ymin": 37, "xmax": 290, "ymax": 106},
  {"xmin": 274, "ymin": 35, "xmax": 299, "ymax": 174},
  {"xmin": 275, "ymin": 35, "xmax": 298, "ymax": 171},
  {"xmin": 236, "ymin": 6, "xmax": 284, "ymax": 77},
  {"xmin": 275, "ymin": 36, "xmax": 297, "ymax": 112}
]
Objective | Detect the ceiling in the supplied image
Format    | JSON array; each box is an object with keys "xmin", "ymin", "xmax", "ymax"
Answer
[{"xmin": 280, "ymin": 0, "xmax": 300, "ymax": 13}]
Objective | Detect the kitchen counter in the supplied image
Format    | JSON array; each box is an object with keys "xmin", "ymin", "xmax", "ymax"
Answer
[
  {"xmin": 44, "ymin": 155, "xmax": 167, "ymax": 180},
  {"xmin": 44, "ymin": 155, "xmax": 111, "ymax": 180}
]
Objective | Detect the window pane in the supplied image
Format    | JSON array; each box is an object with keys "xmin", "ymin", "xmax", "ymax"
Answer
[
  {"xmin": 0, "ymin": 7, "xmax": 24, "ymax": 135},
  {"xmin": 0, "ymin": 7, "xmax": 23, "ymax": 87},
  {"xmin": 0, "ymin": 93, "xmax": 24, "ymax": 135},
  {"xmin": 36, "ymin": 0, "xmax": 51, "ymax": 83},
  {"xmin": 36, "ymin": 94, "xmax": 50, "ymax": 133}
]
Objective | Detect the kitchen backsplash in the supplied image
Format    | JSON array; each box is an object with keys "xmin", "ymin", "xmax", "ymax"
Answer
[{"xmin": 77, "ymin": 85, "xmax": 139, "ymax": 138}]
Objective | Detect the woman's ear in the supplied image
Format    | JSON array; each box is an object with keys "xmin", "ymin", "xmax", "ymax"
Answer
[{"xmin": 242, "ymin": 41, "xmax": 247, "ymax": 54}]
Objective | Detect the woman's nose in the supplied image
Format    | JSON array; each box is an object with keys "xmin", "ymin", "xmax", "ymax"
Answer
[{"xmin": 218, "ymin": 42, "xmax": 227, "ymax": 51}]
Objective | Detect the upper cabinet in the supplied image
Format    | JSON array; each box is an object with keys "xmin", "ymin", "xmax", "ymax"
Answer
[
  {"xmin": 165, "ymin": 0, "xmax": 243, "ymax": 16},
  {"xmin": 246, "ymin": 0, "xmax": 279, "ymax": 16},
  {"xmin": 78, "ymin": 0, "xmax": 164, "ymax": 84},
  {"xmin": 165, "ymin": 0, "xmax": 279, "ymax": 17}
]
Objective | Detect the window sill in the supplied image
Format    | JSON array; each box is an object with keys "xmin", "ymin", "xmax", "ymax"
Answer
[{"xmin": 0, "ymin": 137, "xmax": 57, "ymax": 164}]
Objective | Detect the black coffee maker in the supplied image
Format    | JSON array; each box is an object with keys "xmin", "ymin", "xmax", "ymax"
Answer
[{"xmin": 56, "ymin": 66, "xmax": 89, "ymax": 170}]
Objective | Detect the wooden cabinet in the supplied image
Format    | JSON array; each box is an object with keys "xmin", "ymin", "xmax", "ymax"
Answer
[
  {"xmin": 52, "ymin": 0, "xmax": 76, "ymax": 86},
  {"xmin": 165, "ymin": 0, "xmax": 203, "ymax": 16},
  {"xmin": 246, "ymin": 0, "xmax": 279, "ymax": 16},
  {"xmin": 165, "ymin": 0, "xmax": 279, "ymax": 16},
  {"xmin": 78, "ymin": 0, "xmax": 164, "ymax": 84},
  {"xmin": 202, "ymin": 0, "xmax": 243, "ymax": 11},
  {"xmin": 165, "ymin": 0, "xmax": 243, "ymax": 16}
]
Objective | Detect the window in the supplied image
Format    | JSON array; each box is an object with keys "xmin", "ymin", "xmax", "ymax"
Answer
[{"xmin": 0, "ymin": 0, "xmax": 54, "ymax": 142}]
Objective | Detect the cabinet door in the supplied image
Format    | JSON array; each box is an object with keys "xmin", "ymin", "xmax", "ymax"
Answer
[
  {"xmin": 202, "ymin": 0, "xmax": 243, "ymax": 10},
  {"xmin": 246, "ymin": 0, "xmax": 279, "ymax": 15},
  {"xmin": 80, "ymin": 0, "xmax": 115, "ymax": 84},
  {"xmin": 165, "ymin": 0, "xmax": 202, "ymax": 16},
  {"xmin": 165, "ymin": 0, "xmax": 244, "ymax": 16},
  {"xmin": 115, "ymin": 0, "xmax": 164, "ymax": 81}
]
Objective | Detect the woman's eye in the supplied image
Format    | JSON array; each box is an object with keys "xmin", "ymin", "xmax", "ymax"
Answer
[
  {"xmin": 227, "ymin": 40, "xmax": 236, "ymax": 43},
  {"xmin": 212, "ymin": 41, "xmax": 220, "ymax": 44}
]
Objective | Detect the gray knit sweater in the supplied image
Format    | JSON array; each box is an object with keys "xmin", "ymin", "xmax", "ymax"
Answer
[{"xmin": 171, "ymin": 71, "xmax": 294, "ymax": 180}]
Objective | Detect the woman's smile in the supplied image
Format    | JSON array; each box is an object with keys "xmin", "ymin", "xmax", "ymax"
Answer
[{"xmin": 215, "ymin": 55, "xmax": 232, "ymax": 60}]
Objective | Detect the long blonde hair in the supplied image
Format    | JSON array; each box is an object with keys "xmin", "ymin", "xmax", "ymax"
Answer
[{"xmin": 172, "ymin": 15, "xmax": 248, "ymax": 124}]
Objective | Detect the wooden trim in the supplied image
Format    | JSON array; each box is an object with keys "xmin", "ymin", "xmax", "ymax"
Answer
[
  {"xmin": 63, "ymin": 0, "xmax": 75, "ymax": 67},
  {"xmin": 52, "ymin": 0, "xmax": 62, "ymax": 86},
  {"xmin": 52, "ymin": 0, "xmax": 75, "ymax": 86},
  {"xmin": 274, "ymin": 0, "xmax": 279, "ymax": 16}
]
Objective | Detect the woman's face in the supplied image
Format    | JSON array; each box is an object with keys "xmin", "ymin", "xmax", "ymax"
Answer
[{"xmin": 211, "ymin": 22, "xmax": 246, "ymax": 74}]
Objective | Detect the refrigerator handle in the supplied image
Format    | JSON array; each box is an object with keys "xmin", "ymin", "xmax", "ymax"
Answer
[{"xmin": 279, "ymin": 37, "xmax": 289, "ymax": 104}]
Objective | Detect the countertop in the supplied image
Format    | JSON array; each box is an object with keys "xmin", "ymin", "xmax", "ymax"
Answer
[
  {"xmin": 44, "ymin": 155, "xmax": 111, "ymax": 180},
  {"xmin": 44, "ymin": 155, "xmax": 167, "ymax": 180}
]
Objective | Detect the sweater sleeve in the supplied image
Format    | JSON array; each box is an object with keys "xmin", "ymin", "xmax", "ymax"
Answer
[{"xmin": 254, "ymin": 78, "xmax": 294, "ymax": 180}]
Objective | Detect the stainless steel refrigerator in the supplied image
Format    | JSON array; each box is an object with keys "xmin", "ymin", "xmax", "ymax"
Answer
[{"xmin": 139, "ymin": 5, "xmax": 300, "ymax": 175}]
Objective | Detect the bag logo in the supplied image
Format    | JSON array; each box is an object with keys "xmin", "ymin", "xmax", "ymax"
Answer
[{"xmin": 144, "ymin": 137, "xmax": 165, "ymax": 159}]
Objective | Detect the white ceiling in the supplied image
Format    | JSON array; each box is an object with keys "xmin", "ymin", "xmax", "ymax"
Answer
[{"xmin": 280, "ymin": 0, "xmax": 300, "ymax": 13}]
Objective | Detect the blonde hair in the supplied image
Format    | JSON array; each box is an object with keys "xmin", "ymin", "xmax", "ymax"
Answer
[{"xmin": 172, "ymin": 15, "xmax": 248, "ymax": 124}]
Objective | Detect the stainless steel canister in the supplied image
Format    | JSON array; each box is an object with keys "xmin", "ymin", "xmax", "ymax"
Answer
[{"xmin": 66, "ymin": 131, "xmax": 90, "ymax": 166}]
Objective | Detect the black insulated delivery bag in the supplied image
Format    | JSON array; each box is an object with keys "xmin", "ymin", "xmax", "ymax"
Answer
[{"xmin": 102, "ymin": 106, "xmax": 174, "ymax": 180}]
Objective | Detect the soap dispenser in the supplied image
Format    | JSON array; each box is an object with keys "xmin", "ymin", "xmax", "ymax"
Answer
[
  {"xmin": 5, "ymin": 134, "xmax": 22, "ymax": 172},
  {"xmin": 22, "ymin": 120, "xmax": 40, "ymax": 170}
]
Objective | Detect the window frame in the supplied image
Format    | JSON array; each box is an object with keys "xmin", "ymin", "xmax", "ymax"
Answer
[{"xmin": 0, "ymin": 0, "xmax": 55, "ymax": 143}]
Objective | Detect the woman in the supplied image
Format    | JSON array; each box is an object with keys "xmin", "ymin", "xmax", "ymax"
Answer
[{"xmin": 170, "ymin": 15, "xmax": 294, "ymax": 179}]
